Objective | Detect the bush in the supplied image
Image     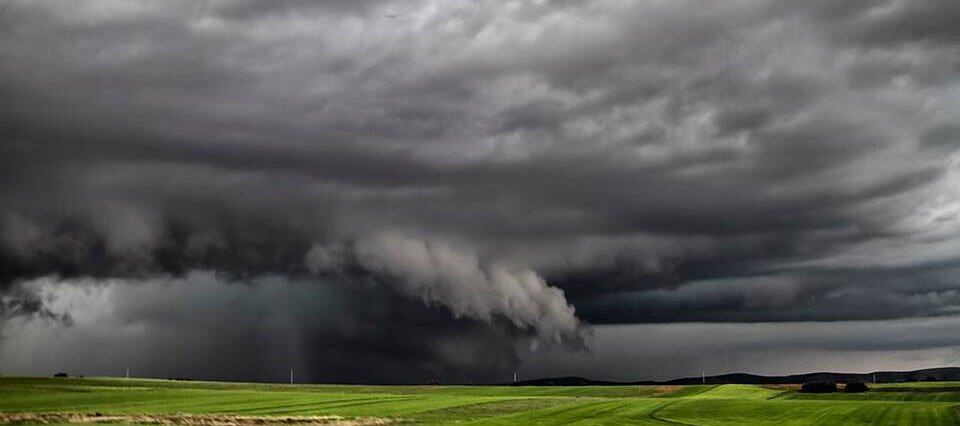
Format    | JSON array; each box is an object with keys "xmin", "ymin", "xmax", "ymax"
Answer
[
  {"xmin": 800, "ymin": 381, "xmax": 837, "ymax": 393},
  {"xmin": 53, "ymin": 372, "xmax": 68, "ymax": 378},
  {"xmin": 844, "ymin": 382, "xmax": 868, "ymax": 393}
]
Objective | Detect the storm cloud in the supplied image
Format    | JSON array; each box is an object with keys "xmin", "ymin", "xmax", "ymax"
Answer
[{"xmin": 1, "ymin": 0, "xmax": 960, "ymax": 382}]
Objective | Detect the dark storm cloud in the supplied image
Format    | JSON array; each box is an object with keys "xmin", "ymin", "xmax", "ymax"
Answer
[
  {"xmin": 831, "ymin": 0, "xmax": 960, "ymax": 47},
  {"xmin": 214, "ymin": 0, "xmax": 394, "ymax": 20},
  {"xmin": 0, "ymin": 274, "xmax": 522, "ymax": 383},
  {"xmin": 0, "ymin": 281, "xmax": 71, "ymax": 325},
  {"xmin": 576, "ymin": 267, "xmax": 960, "ymax": 323},
  {"xmin": 1, "ymin": 0, "xmax": 960, "ymax": 380}
]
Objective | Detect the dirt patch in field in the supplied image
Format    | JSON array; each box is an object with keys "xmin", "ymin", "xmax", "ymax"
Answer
[
  {"xmin": 653, "ymin": 385, "xmax": 683, "ymax": 394},
  {"xmin": 761, "ymin": 384, "xmax": 801, "ymax": 391},
  {"xmin": 0, "ymin": 413, "xmax": 393, "ymax": 426}
]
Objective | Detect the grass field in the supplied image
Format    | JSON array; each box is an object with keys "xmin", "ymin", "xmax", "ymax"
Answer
[{"xmin": 1, "ymin": 377, "xmax": 958, "ymax": 425}]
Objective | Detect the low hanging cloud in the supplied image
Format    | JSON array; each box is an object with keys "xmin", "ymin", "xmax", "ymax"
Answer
[{"xmin": 306, "ymin": 235, "xmax": 582, "ymax": 345}]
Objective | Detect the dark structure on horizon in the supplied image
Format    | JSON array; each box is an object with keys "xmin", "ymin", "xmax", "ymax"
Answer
[{"xmin": 510, "ymin": 367, "xmax": 960, "ymax": 386}]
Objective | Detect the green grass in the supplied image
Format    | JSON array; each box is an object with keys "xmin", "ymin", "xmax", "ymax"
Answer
[
  {"xmin": 682, "ymin": 384, "xmax": 785, "ymax": 400},
  {"xmin": 0, "ymin": 377, "xmax": 958, "ymax": 425}
]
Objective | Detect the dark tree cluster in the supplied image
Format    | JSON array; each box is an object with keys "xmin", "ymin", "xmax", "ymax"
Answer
[{"xmin": 844, "ymin": 382, "xmax": 869, "ymax": 393}]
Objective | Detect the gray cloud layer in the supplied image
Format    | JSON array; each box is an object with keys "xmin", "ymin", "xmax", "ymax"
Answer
[{"xmin": 1, "ymin": 0, "xmax": 960, "ymax": 381}]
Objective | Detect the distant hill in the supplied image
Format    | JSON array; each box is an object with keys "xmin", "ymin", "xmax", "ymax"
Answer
[{"xmin": 511, "ymin": 367, "xmax": 960, "ymax": 386}]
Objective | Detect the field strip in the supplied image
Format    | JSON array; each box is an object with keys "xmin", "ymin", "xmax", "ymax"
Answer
[
  {"xmin": 0, "ymin": 412, "xmax": 393, "ymax": 426},
  {"xmin": 645, "ymin": 401, "xmax": 698, "ymax": 426}
]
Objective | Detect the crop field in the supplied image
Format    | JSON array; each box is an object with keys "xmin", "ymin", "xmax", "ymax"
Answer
[{"xmin": 1, "ymin": 377, "xmax": 958, "ymax": 425}]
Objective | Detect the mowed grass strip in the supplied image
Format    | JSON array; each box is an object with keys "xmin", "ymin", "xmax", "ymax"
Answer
[
  {"xmin": 0, "ymin": 377, "xmax": 658, "ymax": 398},
  {"xmin": 782, "ymin": 382, "xmax": 960, "ymax": 403},
  {"xmin": 0, "ymin": 383, "xmax": 513, "ymax": 419},
  {"xmin": 453, "ymin": 398, "xmax": 681, "ymax": 425},
  {"xmin": 681, "ymin": 384, "xmax": 786, "ymax": 400},
  {"xmin": 406, "ymin": 397, "xmax": 581, "ymax": 425},
  {"xmin": 0, "ymin": 387, "xmax": 395, "ymax": 414},
  {"xmin": 655, "ymin": 398, "xmax": 960, "ymax": 426},
  {"xmin": 3, "ymin": 377, "xmax": 960, "ymax": 425}
]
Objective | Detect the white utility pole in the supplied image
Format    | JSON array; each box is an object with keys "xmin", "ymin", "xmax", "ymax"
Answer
[
  {"xmin": 873, "ymin": 374, "xmax": 877, "ymax": 384},
  {"xmin": 701, "ymin": 371, "xmax": 706, "ymax": 384}
]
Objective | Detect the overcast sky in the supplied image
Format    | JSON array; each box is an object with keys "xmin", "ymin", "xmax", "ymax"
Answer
[{"xmin": 1, "ymin": 0, "xmax": 960, "ymax": 383}]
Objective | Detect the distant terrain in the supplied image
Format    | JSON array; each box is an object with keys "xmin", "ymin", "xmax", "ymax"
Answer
[
  {"xmin": 1, "ymin": 375, "xmax": 959, "ymax": 425},
  {"xmin": 513, "ymin": 367, "xmax": 960, "ymax": 386}
]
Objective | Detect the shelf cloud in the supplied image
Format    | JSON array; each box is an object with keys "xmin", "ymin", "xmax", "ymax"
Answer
[{"xmin": 1, "ymin": 0, "xmax": 959, "ymax": 382}]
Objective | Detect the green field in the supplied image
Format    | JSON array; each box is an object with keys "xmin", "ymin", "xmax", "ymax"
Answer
[{"xmin": 1, "ymin": 377, "xmax": 958, "ymax": 425}]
